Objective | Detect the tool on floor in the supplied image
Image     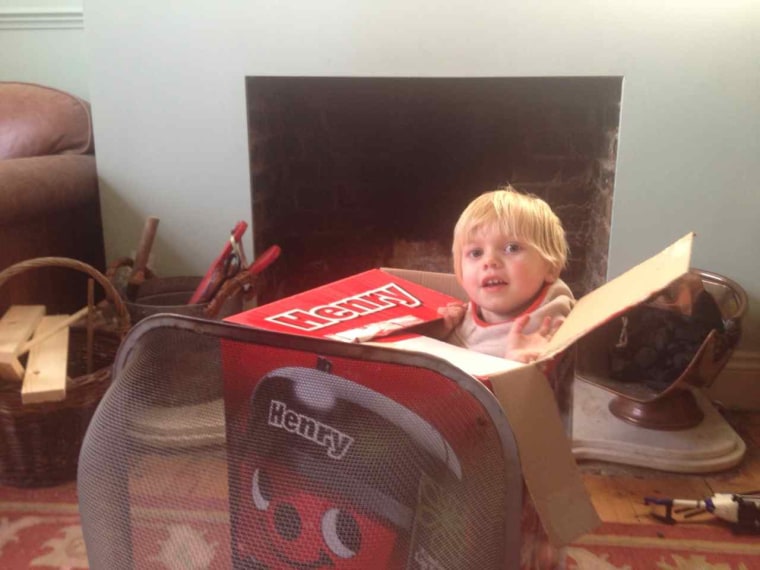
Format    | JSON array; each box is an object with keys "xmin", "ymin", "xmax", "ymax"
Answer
[{"xmin": 645, "ymin": 493, "xmax": 760, "ymax": 533}]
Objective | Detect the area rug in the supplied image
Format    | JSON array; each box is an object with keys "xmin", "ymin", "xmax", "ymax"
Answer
[
  {"xmin": 0, "ymin": 482, "xmax": 85, "ymax": 569},
  {"xmin": 565, "ymin": 522, "xmax": 760, "ymax": 570},
  {"xmin": 2, "ymin": 482, "xmax": 759, "ymax": 570}
]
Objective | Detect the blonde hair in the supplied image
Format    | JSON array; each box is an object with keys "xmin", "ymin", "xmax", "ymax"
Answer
[{"xmin": 452, "ymin": 186, "xmax": 569, "ymax": 280}]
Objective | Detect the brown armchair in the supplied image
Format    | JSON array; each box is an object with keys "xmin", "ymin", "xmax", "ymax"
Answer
[{"xmin": 0, "ymin": 82, "xmax": 106, "ymax": 314}]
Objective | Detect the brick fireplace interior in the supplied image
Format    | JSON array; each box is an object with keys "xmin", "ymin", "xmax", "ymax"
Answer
[{"xmin": 247, "ymin": 76, "xmax": 622, "ymax": 305}]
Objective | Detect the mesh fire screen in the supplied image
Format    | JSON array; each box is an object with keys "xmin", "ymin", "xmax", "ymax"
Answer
[{"xmin": 78, "ymin": 315, "xmax": 522, "ymax": 569}]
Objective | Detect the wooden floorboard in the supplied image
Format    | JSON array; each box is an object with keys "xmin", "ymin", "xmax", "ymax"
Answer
[{"xmin": 578, "ymin": 410, "xmax": 760, "ymax": 527}]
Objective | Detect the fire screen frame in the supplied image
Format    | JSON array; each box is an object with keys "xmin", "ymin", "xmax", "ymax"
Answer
[{"xmin": 77, "ymin": 314, "xmax": 523, "ymax": 569}]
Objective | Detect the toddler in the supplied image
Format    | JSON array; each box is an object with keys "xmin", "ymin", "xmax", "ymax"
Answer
[{"xmin": 439, "ymin": 187, "xmax": 574, "ymax": 363}]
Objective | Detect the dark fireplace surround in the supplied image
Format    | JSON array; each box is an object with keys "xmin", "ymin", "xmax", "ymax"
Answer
[{"xmin": 247, "ymin": 76, "xmax": 621, "ymax": 305}]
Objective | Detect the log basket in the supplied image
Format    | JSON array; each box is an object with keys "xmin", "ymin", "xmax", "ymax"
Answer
[{"xmin": 0, "ymin": 257, "xmax": 130, "ymax": 487}]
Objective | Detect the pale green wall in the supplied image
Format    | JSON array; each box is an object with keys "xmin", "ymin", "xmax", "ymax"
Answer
[
  {"xmin": 0, "ymin": 0, "xmax": 88, "ymax": 99},
  {"xmin": 82, "ymin": 0, "xmax": 759, "ymax": 353},
  {"xmin": 4, "ymin": 0, "xmax": 756, "ymax": 400}
]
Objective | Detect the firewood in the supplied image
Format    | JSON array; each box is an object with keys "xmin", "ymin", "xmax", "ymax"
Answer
[
  {"xmin": 21, "ymin": 315, "xmax": 71, "ymax": 404},
  {"xmin": 0, "ymin": 306, "xmax": 88, "ymax": 382},
  {"xmin": 0, "ymin": 305, "xmax": 46, "ymax": 381}
]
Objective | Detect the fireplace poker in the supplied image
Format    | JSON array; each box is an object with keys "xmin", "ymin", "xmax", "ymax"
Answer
[
  {"xmin": 203, "ymin": 244, "xmax": 281, "ymax": 318},
  {"xmin": 189, "ymin": 221, "xmax": 248, "ymax": 305},
  {"xmin": 644, "ymin": 493, "xmax": 760, "ymax": 533}
]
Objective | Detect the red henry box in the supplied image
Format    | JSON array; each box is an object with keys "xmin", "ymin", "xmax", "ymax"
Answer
[
  {"xmin": 228, "ymin": 268, "xmax": 460, "ymax": 343},
  {"xmin": 224, "ymin": 234, "xmax": 697, "ymax": 561}
]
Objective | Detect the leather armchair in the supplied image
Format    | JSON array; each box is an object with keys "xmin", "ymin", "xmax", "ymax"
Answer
[{"xmin": 0, "ymin": 82, "xmax": 106, "ymax": 314}]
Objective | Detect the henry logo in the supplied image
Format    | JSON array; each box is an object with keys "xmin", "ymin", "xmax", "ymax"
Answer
[
  {"xmin": 264, "ymin": 282, "xmax": 422, "ymax": 332},
  {"xmin": 268, "ymin": 400, "xmax": 354, "ymax": 460}
]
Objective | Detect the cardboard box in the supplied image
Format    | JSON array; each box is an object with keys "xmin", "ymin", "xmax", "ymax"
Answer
[{"xmin": 227, "ymin": 232, "xmax": 696, "ymax": 547}]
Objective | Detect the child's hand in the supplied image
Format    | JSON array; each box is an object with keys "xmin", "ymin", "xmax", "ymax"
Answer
[
  {"xmin": 437, "ymin": 302, "xmax": 467, "ymax": 333},
  {"xmin": 505, "ymin": 314, "xmax": 563, "ymax": 363}
]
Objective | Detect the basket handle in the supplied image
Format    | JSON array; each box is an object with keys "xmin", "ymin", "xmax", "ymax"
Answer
[{"xmin": 0, "ymin": 257, "xmax": 131, "ymax": 336}]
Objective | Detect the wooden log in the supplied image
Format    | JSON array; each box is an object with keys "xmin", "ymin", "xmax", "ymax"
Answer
[
  {"xmin": 19, "ymin": 306, "xmax": 88, "ymax": 355},
  {"xmin": 0, "ymin": 305, "xmax": 46, "ymax": 381},
  {"xmin": 126, "ymin": 216, "xmax": 160, "ymax": 300},
  {"xmin": 21, "ymin": 315, "xmax": 71, "ymax": 404}
]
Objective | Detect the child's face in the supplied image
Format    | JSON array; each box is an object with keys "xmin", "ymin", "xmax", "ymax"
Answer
[{"xmin": 459, "ymin": 226, "xmax": 557, "ymax": 323}]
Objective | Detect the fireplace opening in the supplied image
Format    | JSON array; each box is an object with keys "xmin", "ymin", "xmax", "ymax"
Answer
[{"xmin": 246, "ymin": 76, "xmax": 622, "ymax": 305}]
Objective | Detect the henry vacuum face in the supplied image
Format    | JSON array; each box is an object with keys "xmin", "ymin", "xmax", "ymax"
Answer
[{"xmin": 235, "ymin": 364, "xmax": 464, "ymax": 569}]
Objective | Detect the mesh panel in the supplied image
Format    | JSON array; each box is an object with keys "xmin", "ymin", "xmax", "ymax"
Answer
[{"xmin": 78, "ymin": 316, "xmax": 521, "ymax": 569}]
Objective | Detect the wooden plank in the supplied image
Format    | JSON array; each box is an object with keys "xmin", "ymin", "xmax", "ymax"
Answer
[
  {"xmin": 19, "ymin": 307, "xmax": 88, "ymax": 355},
  {"xmin": 0, "ymin": 305, "xmax": 46, "ymax": 381},
  {"xmin": 21, "ymin": 316, "xmax": 70, "ymax": 404}
]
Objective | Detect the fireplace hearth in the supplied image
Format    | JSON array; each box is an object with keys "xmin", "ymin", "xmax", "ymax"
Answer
[{"xmin": 247, "ymin": 76, "xmax": 621, "ymax": 305}]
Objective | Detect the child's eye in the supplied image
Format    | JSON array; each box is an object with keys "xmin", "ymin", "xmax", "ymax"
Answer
[
  {"xmin": 505, "ymin": 243, "xmax": 521, "ymax": 254},
  {"xmin": 465, "ymin": 248, "xmax": 483, "ymax": 259}
]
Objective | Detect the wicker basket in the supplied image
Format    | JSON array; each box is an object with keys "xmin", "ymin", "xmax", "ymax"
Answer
[{"xmin": 0, "ymin": 257, "xmax": 130, "ymax": 487}]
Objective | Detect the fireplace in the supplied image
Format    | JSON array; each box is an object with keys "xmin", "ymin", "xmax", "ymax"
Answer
[{"xmin": 246, "ymin": 76, "xmax": 621, "ymax": 305}]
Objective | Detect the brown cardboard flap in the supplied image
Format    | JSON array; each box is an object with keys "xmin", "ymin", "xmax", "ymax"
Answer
[
  {"xmin": 490, "ymin": 365, "xmax": 601, "ymax": 545},
  {"xmin": 542, "ymin": 232, "xmax": 695, "ymax": 361},
  {"xmin": 370, "ymin": 335, "xmax": 525, "ymax": 376},
  {"xmin": 381, "ymin": 267, "xmax": 468, "ymax": 302}
]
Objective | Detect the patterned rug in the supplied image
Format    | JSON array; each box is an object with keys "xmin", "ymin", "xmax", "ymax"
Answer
[
  {"xmin": 565, "ymin": 522, "xmax": 760, "ymax": 570},
  {"xmin": 2, "ymin": 481, "xmax": 759, "ymax": 569},
  {"xmin": 0, "ymin": 482, "xmax": 85, "ymax": 569}
]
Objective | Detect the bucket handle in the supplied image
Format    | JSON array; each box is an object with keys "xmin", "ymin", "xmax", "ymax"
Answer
[{"xmin": 0, "ymin": 257, "xmax": 131, "ymax": 336}]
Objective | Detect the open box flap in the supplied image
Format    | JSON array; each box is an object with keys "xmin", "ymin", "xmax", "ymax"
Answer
[
  {"xmin": 368, "ymin": 334, "xmax": 525, "ymax": 377},
  {"xmin": 370, "ymin": 334, "xmax": 601, "ymax": 545},
  {"xmin": 490, "ymin": 365, "xmax": 601, "ymax": 546},
  {"xmin": 380, "ymin": 267, "xmax": 468, "ymax": 302},
  {"xmin": 540, "ymin": 232, "xmax": 695, "ymax": 361}
]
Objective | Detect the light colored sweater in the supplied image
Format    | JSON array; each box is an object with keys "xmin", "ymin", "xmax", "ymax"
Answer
[{"xmin": 447, "ymin": 279, "xmax": 575, "ymax": 360}]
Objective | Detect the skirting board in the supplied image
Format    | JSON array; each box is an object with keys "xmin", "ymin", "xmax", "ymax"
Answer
[
  {"xmin": 705, "ymin": 349, "xmax": 760, "ymax": 411},
  {"xmin": 572, "ymin": 380, "xmax": 746, "ymax": 473}
]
